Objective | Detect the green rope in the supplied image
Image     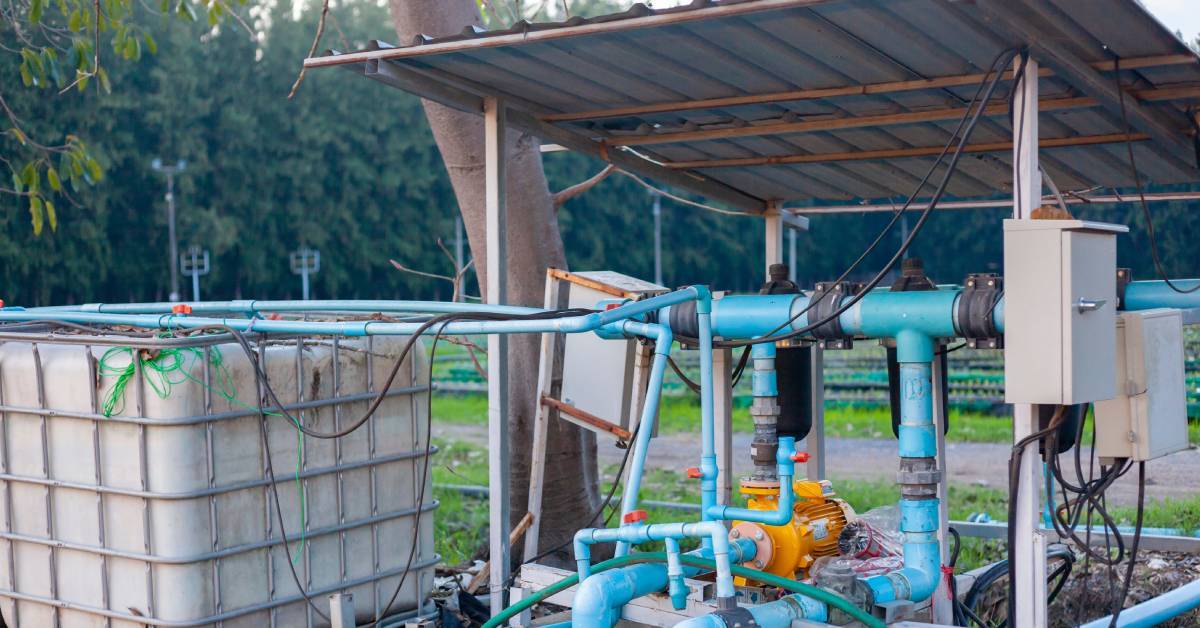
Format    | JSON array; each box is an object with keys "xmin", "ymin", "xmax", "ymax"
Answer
[
  {"xmin": 98, "ymin": 345, "xmax": 309, "ymax": 564},
  {"xmin": 481, "ymin": 551, "xmax": 885, "ymax": 628}
]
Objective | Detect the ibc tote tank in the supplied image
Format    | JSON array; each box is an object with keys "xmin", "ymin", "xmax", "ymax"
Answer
[{"xmin": 0, "ymin": 329, "xmax": 436, "ymax": 627}]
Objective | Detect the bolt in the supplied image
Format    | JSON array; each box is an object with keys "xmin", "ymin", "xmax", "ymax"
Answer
[
  {"xmin": 754, "ymin": 530, "xmax": 764, "ymax": 541},
  {"xmin": 730, "ymin": 529, "xmax": 740, "ymax": 539},
  {"xmin": 753, "ymin": 559, "xmax": 764, "ymax": 568}
]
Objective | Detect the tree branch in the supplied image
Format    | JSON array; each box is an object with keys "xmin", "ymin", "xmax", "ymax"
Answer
[{"xmin": 552, "ymin": 163, "xmax": 614, "ymax": 209}]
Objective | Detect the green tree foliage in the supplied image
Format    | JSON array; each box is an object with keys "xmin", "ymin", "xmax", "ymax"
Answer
[{"xmin": 2, "ymin": 4, "xmax": 1197, "ymax": 306}]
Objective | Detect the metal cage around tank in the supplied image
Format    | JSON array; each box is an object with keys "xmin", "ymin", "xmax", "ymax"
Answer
[{"xmin": 0, "ymin": 327, "xmax": 437, "ymax": 627}]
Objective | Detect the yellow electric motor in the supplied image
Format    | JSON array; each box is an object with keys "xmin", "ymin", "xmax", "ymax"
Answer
[{"xmin": 731, "ymin": 479, "xmax": 855, "ymax": 580}]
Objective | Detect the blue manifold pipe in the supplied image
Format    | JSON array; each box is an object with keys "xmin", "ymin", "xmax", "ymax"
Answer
[{"xmin": 1080, "ymin": 578, "xmax": 1200, "ymax": 627}]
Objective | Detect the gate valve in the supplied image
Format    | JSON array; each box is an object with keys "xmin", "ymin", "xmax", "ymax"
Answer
[
  {"xmin": 622, "ymin": 510, "xmax": 647, "ymax": 525},
  {"xmin": 171, "ymin": 304, "xmax": 193, "ymax": 315},
  {"xmin": 790, "ymin": 451, "xmax": 810, "ymax": 463},
  {"xmin": 686, "ymin": 467, "xmax": 703, "ymax": 479}
]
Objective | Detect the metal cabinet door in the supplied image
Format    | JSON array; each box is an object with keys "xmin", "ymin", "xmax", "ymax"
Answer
[{"xmin": 1061, "ymin": 230, "xmax": 1117, "ymax": 404}]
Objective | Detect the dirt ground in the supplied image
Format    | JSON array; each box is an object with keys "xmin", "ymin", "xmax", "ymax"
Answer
[{"xmin": 437, "ymin": 424, "xmax": 1200, "ymax": 507}]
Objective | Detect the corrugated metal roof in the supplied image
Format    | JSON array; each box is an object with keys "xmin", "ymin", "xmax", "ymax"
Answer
[{"xmin": 306, "ymin": 0, "xmax": 1200, "ymax": 214}]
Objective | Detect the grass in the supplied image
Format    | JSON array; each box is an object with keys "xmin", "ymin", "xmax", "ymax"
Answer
[{"xmin": 433, "ymin": 389, "xmax": 1200, "ymax": 446}]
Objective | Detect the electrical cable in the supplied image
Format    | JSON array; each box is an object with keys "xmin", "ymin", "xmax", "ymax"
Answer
[
  {"xmin": 1113, "ymin": 56, "xmax": 1200, "ymax": 294},
  {"xmin": 668, "ymin": 347, "xmax": 751, "ymax": 394},
  {"xmin": 674, "ymin": 47, "xmax": 1020, "ymax": 350},
  {"xmin": 1108, "ymin": 461, "xmax": 1147, "ymax": 628}
]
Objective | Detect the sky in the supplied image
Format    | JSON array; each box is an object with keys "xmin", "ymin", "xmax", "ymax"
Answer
[{"xmin": 1141, "ymin": 0, "xmax": 1200, "ymax": 44}]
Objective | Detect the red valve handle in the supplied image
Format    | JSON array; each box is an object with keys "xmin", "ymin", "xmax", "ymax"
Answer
[
  {"xmin": 171, "ymin": 304, "xmax": 193, "ymax": 315},
  {"xmin": 790, "ymin": 451, "xmax": 810, "ymax": 463},
  {"xmin": 686, "ymin": 467, "xmax": 703, "ymax": 479},
  {"xmin": 622, "ymin": 510, "xmax": 647, "ymax": 524}
]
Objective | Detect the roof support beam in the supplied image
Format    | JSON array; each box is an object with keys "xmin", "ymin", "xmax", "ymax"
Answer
[
  {"xmin": 975, "ymin": 0, "xmax": 1196, "ymax": 165},
  {"xmin": 354, "ymin": 55, "xmax": 766, "ymax": 213},
  {"xmin": 602, "ymin": 85, "xmax": 1200, "ymax": 147},
  {"xmin": 791, "ymin": 191, "xmax": 1200, "ymax": 214},
  {"xmin": 663, "ymin": 133, "xmax": 1150, "ymax": 169},
  {"xmin": 542, "ymin": 54, "xmax": 1197, "ymax": 124}
]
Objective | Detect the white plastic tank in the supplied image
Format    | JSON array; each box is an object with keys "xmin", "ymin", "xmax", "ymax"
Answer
[{"xmin": 0, "ymin": 329, "xmax": 435, "ymax": 627}]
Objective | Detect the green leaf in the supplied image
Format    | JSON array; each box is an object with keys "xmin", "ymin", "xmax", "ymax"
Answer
[
  {"xmin": 47, "ymin": 167, "xmax": 61, "ymax": 191},
  {"xmin": 123, "ymin": 37, "xmax": 136, "ymax": 59},
  {"xmin": 86, "ymin": 157, "xmax": 102, "ymax": 182},
  {"xmin": 19, "ymin": 64, "xmax": 32, "ymax": 87},
  {"xmin": 68, "ymin": 9, "xmax": 81, "ymax": 31},
  {"xmin": 178, "ymin": 0, "xmax": 196, "ymax": 21},
  {"xmin": 206, "ymin": 5, "xmax": 218, "ymax": 26},
  {"xmin": 11, "ymin": 173, "xmax": 23, "ymax": 194},
  {"xmin": 45, "ymin": 199, "xmax": 57, "ymax": 232},
  {"xmin": 76, "ymin": 69, "xmax": 90, "ymax": 93},
  {"xmin": 30, "ymin": 0, "xmax": 44, "ymax": 23},
  {"xmin": 9, "ymin": 127, "xmax": 28, "ymax": 146},
  {"xmin": 143, "ymin": 32, "xmax": 157, "ymax": 55},
  {"xmin": 97, "ymin": 67, "xmax": 111, "ymax": 94},
  {"xmin": 20, "ymin": 162, "xmax": 38, "ymax": 192},
  {"xmin": 29, "ymin": 196, "xmax": 44, "ymax": 236}
]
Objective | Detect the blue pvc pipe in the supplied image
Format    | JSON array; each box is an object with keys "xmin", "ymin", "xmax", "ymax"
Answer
[
  {"xmin": 695, "ymin": 288, "xmax": 719, "ymax": 542},
  {"xmin": 706, "ymin": 436, "xmax": 797, "ymax": 525},
  {"xmin": 859, "ymin": 331, "xmax": 941, "ymax": 608},
  {"xmin": 1080, "ymin": 578, "xmax": 1200, "ymax": 627},
  {"xmin": 26, "ymin": 299, "xmax": 544, "ymax": 316},
  {"xmin": 1124, "ymin": 279, "xmax": 1200, "ymax": 311},
  {"xmin": 614, "ymin": 322, "xmax": 673, "ymax": 557},
  {"xmin": 672, "ymin": 593, "xmax": 831, "ymax": 628},
  {"xmin": 570, "ymin": 539, "xmax": 756, "ymax": 627},
  {"xmin": 574, "ymin": 521, "xmax": 742, "ymax": 599}
]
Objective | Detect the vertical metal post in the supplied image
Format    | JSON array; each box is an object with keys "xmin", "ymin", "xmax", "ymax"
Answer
[
  {"xmin": 329, "ymin": 593, "xmax": 355, "ymax": 628},
  {"xmin": 806, "ymin": 345, "xmax": 826, "ymax": 480},
  {"xmin": 763, "ymin": 205, "xmax": 783, "ymax": 277},
  {"xmin": 166, "ymin": 172, "xmax": 180, "ymax": 303},
  {"xmin": 1011, "ymin": 55, "xmax": 1047, "ymax": 628},
  {"xmin": 652, "ymin": 192, "xmax": 663, "ymax": 286},
  {"xmin": 712, "ymin": 348, "xmax": 734, "ymax": 505},
  {"xmin": 483, "ymin": 96, "xmax": 512, "ymax": 618},
  {"xmin": 301, "ymin": 267, "xmax": 311, "ymax": 301},
  {"xmin": 931, "ymin": 352, "xmax": 953, "ymax": 625},
  {"xmin": 788, "ymin": 228, "xmax": 797, "ymax": 282},
  {"xmin": 454, "ymin": 214, "xmax": 465, "ymax": 301}
]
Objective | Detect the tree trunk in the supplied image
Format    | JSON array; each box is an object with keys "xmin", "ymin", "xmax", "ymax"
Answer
[{"xmin": 388, "ymin": 0, "xmax": 602, "ymax": 567}]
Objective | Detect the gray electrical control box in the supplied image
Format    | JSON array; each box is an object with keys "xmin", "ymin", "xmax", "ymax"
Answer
[
  {"xmin": 1094, "ymin": 309, "xmax": 1188, "ymax": 462},
  {"xmin": 1002, "ymin": 219, "xmax": 1128, "ymax": 404}
]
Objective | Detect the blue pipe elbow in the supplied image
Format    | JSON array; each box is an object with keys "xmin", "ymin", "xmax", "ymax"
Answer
[
  {"xmin": 671, "ymin": 593, "xmax": 829, "ymax": 628},
  {"xmin": 706, "ymin": 436, "xmax": 797, "ymax": 526}
]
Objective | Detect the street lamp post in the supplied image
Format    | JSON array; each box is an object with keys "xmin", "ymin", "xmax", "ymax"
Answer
[
  {"xmin": 151, "ymin": 158, "xmax": 187, "ymax": 302},
  {"xmin": 651, "ymin": 190, "xmax": 663, "ymax": 286},
  {"xmin": 180, "ymin": 245, "xmax": 210, "ymax": 302},
  {"xmin": 289, "ymin": 248, "xmax": 321, "ymax": 300}
]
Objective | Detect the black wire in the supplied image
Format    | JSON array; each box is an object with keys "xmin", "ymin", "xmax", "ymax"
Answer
[
  {"xmin": 936, "ymin": 342, "xmax": 968, "ymax": 356},
  {"xmin": 674, "ymin": 47, "xmax": 1020, "ymax": 350},
  {"xmin": 1112, "ymin": 56, "xmax": 1200, "ymax": 294},
  {"xmin": 667, "ymin": 355, "xmax": 702, "ymax": 394},
  {"xmin": 1108, "ymin": 462, "xmax": 1147, "ymax": 627},
  {"xmin": 668, "ymin": 346, "xmax": 751, "ymax": 394}
]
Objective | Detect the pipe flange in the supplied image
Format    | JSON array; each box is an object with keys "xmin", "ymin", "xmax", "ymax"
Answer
[
  {"xmin": 956, "ymin": 273, "xmax": 1003, "ymax": 349},
  {"xmin": 730, "ymin": 522, "xmax": 774, "ymax": 573},
  {"xmin": 710, "ymin": 605, "xmax": 759, "ymax": 626},
  {"xmin": 808, "ymin": 281, "xmax": 864, "ymax": 350}
]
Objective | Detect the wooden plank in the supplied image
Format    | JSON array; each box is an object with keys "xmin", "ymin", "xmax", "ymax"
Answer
[
  {"xmin": 541, "ymin": 395, "xmax": 634, "ymax": 442},
  {"xmin": 303, "ymin": 0, "xmax": 839, "ymax": 68},
  {"xmin": 522, "ymin": 271, "xmax": 564, "ymax": 562},
  {"xmin": 663, "ymin": 133, "xmax": 1150, "ymax": 169},
  {"xmin": 604, "ymin": 96, "xmax": 1098, "ymax": 147},
  {"xmin": 542, "ymin": 54, "xmax": 1198, "ymax": 123},
  {"xmin": 468, "ymin": 512, "xmax": 535, "ymax": 594},
  {"xmin": 604, "ymin": 82, "xmax": 1198, "ymax": 148}
]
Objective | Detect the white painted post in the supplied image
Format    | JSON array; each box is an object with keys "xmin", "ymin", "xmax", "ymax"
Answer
[
  {"xmin": 713, "ymin": 347, "xmax": 734, "ymax": 505},
  {"xmin": 1011, "ymin": 56, "xmax": 1048, "ymax": 628},
  {"xmin": 329, "ymin": 593, "xmax": 355, "ymax": 628},
  {"xmin": 484, "ymin": 96, "xmax": 512, "ymax": 618},
  {"xmin": 523, "ymin": 274, "xmax": 561, "ymax": 562},
  {"xmin": 806, "ymin": 346, "xmax": 826, "ymax": 480},
  {"xmin": 764, "ymin": 205, "xmax": 783, "ymax": 278},
  {"xmin": 932, "ymin": 353, "xmax": 953, "ymax": 624}
]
